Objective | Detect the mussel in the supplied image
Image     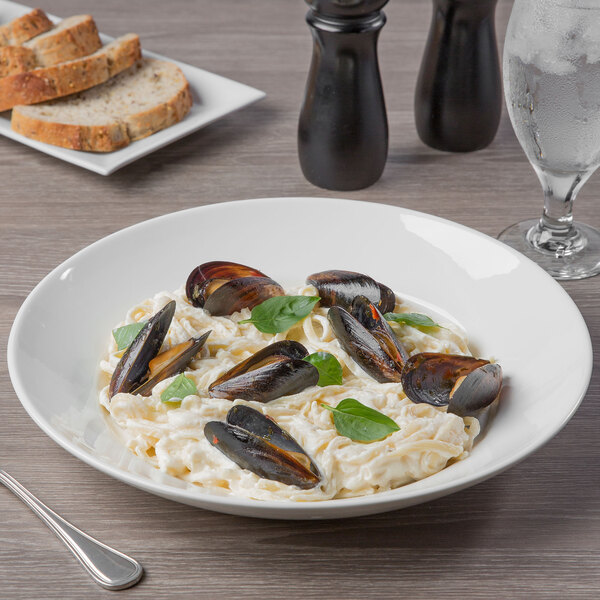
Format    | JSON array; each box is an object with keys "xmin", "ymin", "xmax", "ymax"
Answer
[
  {"xmin": 109, "ymin": 300, "xmax": 211, "ymax": 398},
  {"xmin": 401, "ymin": 353, "xmax": 503, "ymax": 416},
  {"xmin": 307, "ymin": 270, "xmax": 396, "ymax": 314},
  {"xmin": 186, "ymin": 261, "xmax": 284, "ymax": 316},
  {"xmin": 208, "ymin": 341, "xmax": 319, "ymax": 403},
  {"xmin": 109, "ymin": 300, "xmax": 176, "ymax": 397},
  {"xmin": 204, "ymin": 405, "xmax": 321, "ymax": 489},
  {"xmin": 133, "ymin": 332, "xmax": 210, "ymax": 396},
  {"xmin": 328, "ymin": 296, "xmax": 408, "ymax": 383}
]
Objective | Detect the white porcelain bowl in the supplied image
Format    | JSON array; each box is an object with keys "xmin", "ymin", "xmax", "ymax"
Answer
[{"xmin": 7, "ymin": 198, "xmax": 592, "ymax": 519}]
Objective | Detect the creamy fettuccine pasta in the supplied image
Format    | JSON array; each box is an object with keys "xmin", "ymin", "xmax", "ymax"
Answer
[{"xmin": 99, "ymin": 285, "xmax": 479, "ymax": 502}]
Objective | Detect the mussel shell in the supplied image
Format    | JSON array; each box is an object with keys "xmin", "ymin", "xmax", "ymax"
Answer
[
  {"xmin": 351, "ymin": 295, "xmax": 409, "ymax": 367},
  {"xmin": 209, "ymin": 341, "xmax": 309, "ymax": 390},
  {"xmin": 209, "ymin": 355, "xmax": 319, "ymax": 403},
  {"xmin": 306, "ymin": 270, "xmax": 396, "ymax": 314},
  {"xmin": 328, "ymin": 305, "xmax": 403, "ymax": 383},
  {"xmin": 186, "ymin": 261, "xmax": 268, "ymax": 307},
  {"xmin": 202, "ymin": 276, "xmax": 284, "ymax": 316},
  {"xmin": 401, "ymin": 353, "xmax": 502, "ymax": 415},
  {"xmin": 133, "ymin": 331, "xmax": 210, "ymax": 396},
  {"xmin": 204, "ymin": 419, "xmax": 321, "ymax": 489},
  {"xmin": 227, "ymin": 405, "xmax": 317, "ymax": 466},
  {"xmin": 109, "ymin": 300, "xmax": 176, "ymax": 398},
  {"xmin": 448, "ymin": 363, "xmax": 503, "ymax": 416}
]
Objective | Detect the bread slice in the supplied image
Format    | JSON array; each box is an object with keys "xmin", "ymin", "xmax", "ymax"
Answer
[
  {"xmin": 0, "ymin": 8, "xmax": 53, "ymax": 46},
  {"xmin": 0, "ymin": 33, "xmax": 141, "ymax": 112},
  {"xmin": 12, "ymin": 58, "xmax": 193, "ymax": 152},
  {"xmin": 0, "ymin": 15, "xmax": 102, "ymax": 77}
]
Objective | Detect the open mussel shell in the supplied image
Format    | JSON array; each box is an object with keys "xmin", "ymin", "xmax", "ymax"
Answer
[
  {"xmin": 306, "ymin": 270, "xmax": 396, "ymax": 314},
  {"xmin": 205, "ymin": 406, "xmax": 321, "ymax": 489},
  {"xmin": 109, "ymin": 300, "xmax": 176, "ymax": 398},
  {"xmin": 210, "ymin": 341, "xmax": 309, "ymax": 388},
  {"xmin": 448, "ymin": 363, "xmax": 503, "ymax": 416},
  {"xmin": 186, "ymin": 261, "xmax": 268, "ymax": 308},
  {"xmin": 201, "ymin": 276, "xmax": 284, "ymax": 316},
  {"xmin": 401, "ymin": 353, "xmax": 503, "ymax": 416},
  {"xmin": 132, "ymin": 331, "xmax": 210, "ymax": 396},
  {"xmin": 208, "ymin": 341, "xmax": 319, "ymax": 403},
  {"xmin": 328, "ymin": 305, "xmax": 404, "ymax": 383},
  {"xmin": 351, "ymin": 295, "xmax": 409, "ymax": 367}
]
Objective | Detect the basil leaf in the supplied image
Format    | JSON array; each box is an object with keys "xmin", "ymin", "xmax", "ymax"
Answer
[
  {"xmin": 321, "ymin": 398, "xmax": 399, "ymax": 442},
  {"xmin": 384, "ymin": 312, "xmax": 441, "ymax": 330},
  {"xmin": 303, "ymin": 352, "xmax": 343, "ymax": 387},
  {"xmin": 161, "ymin": 374, "xmax": 197, "ymax": 404},
  {"xmin": 112, "ymin": 322, "xmax": 146, "ymax": 351},
  {"xmin": 238, "ymin": 296, "xmax": 320, "ymax": 334}
]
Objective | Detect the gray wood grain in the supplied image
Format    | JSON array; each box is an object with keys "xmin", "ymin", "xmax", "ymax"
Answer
[{"xmin": 0, "ymin": 0, "xmax": 598, "ymax": 598}]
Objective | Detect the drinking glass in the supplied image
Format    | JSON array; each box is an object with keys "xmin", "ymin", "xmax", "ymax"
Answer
[{"xmin": 499, "ymin": 0, "xmax": 600, "ymax": 279}]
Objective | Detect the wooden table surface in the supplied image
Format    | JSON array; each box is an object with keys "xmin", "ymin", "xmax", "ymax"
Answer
[{"xmin": 1, "ymin": 0, "xmax": 598, "ymax": 598}]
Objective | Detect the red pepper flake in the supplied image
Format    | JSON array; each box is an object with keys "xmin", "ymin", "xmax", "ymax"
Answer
[{"xmin": 212, "ymin": 435, "xmax": 219, "ymax": 444}]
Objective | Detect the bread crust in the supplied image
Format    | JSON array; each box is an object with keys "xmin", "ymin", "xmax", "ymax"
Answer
[
  {"xmin": 0, "ymin": 34, "xmax": 140, "ymax": 111},
  {"xmin": 11, "ymin": 59, "xmax": 193, "ymax": 152},
  {"xmin": 0, "ymin": 9, "xmax": 53, "ymax": 46},
  {"xmin": 0, "ymin": 45, "xmax": 36, "ymax": 77},
  {"xmin": 11, "ymin": 109, "xmax": 130, "ymax": 151}
]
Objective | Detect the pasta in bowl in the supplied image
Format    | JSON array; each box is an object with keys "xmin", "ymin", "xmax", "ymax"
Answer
[{"xmin": 99, "ymin": 263, "xmax": 501, "ymax": 502}]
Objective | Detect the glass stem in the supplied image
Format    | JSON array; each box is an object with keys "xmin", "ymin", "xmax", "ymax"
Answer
[
  {"xmin": 528, "ymin": 167, "xmax": 592, "ymax": 256},
  {"xmin": 539, "ymin": 169, "xmax": 581, "ymax": 231}
]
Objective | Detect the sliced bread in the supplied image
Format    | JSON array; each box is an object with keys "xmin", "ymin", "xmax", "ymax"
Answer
[
  {"xmin": 0, "ymin": 15, "xmax": 102, "ymax": 77},
  {"xmin": 0, "ymin": 8, "xmax": 53, "ymax": 46},
  {"xmin": 12, "ymin": 58, "xmax": 193, "ymax": 152},
  {"xmin": 0, "ymin": 33, "xmax": 141, "ymax": 112}
]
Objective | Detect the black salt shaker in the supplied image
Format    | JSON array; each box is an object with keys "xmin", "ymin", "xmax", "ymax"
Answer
[
  {"xmin": 414, "ymin": 0, "xmax": 502, "ymax": 152},
  {"xmin": 298, "ymin": 0, "xmax": 389, "ymax": 191}
]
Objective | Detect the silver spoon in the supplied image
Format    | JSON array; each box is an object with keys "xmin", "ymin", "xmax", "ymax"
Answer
[{"xmin": 0, "ymin": 469, "xmax": 143, "ymax": 590}]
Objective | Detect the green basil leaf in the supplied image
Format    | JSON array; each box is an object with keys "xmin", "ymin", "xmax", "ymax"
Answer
[
  {"xmin": 161, "ymin": 374, "xmax": 197, "ymax": 404},
  {"xmin": 321, "ymin": 398, "xmax": 399, "ymax": 442},
  {"xmin": 238, "ymin": 296, "xmax": 320, "ymax": 334},
  {"xmin": 112, "ymin": 322, "xmax": 146, "ymax": 351},
  {"xmin": 384, "ymin": 312, "xmax": 441, "ymax": 330},
  {"xmin": 303, "ymin": 352, "xmax": 343, "ymax": 387}
]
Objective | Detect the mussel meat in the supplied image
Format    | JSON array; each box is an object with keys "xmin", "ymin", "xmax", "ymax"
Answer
[
  {"xmin": 328, "ymin": 296, "xmax": 408, "ymax": 383},
  {"xmin": 208, "ymin": 340, "xmax": 319, "ymax": 403},
  {"xmin": 186, "ymin": 261, "xmax": 284, "ymax": 316},
  {"xmin": 109, "ymin": 300, "xmax": 176, "ymax": 398},
  {"xmin": 204, "ymin": 405, "xmax": 321, "ymax": 489},
  {"xmin": 109, "ymin": 300, "xmax": 211, "ymax": 398},
  {"xmin": 401, "ymin": 353, "xmax": 503, "ymax": 416},
  {"xmin": 307, "ymin": 270, "xmax": 396, "ymax": 314},
  {"xmin": 133, "ymin": 331, "xmax": 210, "ymax": 396}
]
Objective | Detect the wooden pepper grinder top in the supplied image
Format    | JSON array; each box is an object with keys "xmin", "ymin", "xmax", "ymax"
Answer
[
  {"xmin": 298, "ymin": 0, "xmax": 389, "ymax": 191},
  {"xmin": 414, "ymin": 0, "xmax": 502, "ymax": 152}
]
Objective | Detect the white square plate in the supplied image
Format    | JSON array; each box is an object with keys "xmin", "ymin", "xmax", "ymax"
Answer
[{"xmin": 0, "ymin": 1, "xmax": 265, "ymax": 175}]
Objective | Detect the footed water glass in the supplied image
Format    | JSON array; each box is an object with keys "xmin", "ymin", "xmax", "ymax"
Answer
[{"xmin": 499, "ymin": 0, "xmax": 600, "ymax": 279}]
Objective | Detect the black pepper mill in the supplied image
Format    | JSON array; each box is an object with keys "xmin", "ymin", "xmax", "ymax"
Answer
[
  {"xmin": 414, "ymin": 0, "xmax": 502, "ymax": 152},
  {"xmin": 298, "ymin": 0, "xmax": 389, "ymax": 191}
]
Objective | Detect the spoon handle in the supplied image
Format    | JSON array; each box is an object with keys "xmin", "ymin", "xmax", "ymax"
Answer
[{"xmin": 0, "ymin": 469, "xmax": 143, "ymax": 590}]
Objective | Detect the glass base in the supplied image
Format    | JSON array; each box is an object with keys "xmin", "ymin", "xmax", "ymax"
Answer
[{"xmin": 498, "ymin": 219, "xmax": 600, "ymax": 280}]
